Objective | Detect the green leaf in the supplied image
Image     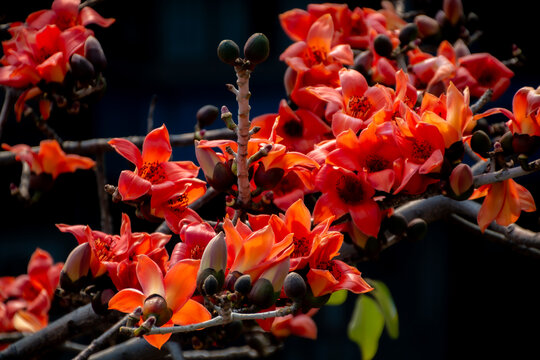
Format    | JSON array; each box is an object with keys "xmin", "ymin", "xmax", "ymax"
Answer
[
  {"xmin": 347, "ymin": 295, "xmax": 385, "ymax": 360},
  {"xmin": 326, "ymin": 289, "xmax": 348, "ymax": 306},
  {"xmin": 369, "ymin": 280, "xmax": 399, "ymax": 339}
]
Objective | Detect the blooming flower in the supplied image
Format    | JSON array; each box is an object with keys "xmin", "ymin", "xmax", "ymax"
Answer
[
  {"xmin": 109, "ymin": 124, "xmax": 201, "ymax": 201},
  {"xmin": 108, "ymin": 255, "xmax": 211, "ymax": 349},
  {"xmin": 2, "ymin": 140, "xmax": 95, "ymax": 179}
]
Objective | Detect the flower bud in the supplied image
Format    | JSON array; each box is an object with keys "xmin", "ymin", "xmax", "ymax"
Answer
[
  {"xmin": 254, "ymin": 164, "xmax": 284, "ymax": 190},
  {"xmin": 142, "ymin": 294, "xmax": 173, "ymax": 327},
  {"xmin": 398, "ymin": 23, "xmax": 419, "ymax": 46},
  {"xmin": 195, "ymin": 143, "xmax": 235, "ymax": 191},
  {"xmin": 217, "ymin": 39, "xmax": 240, "ymax": 65},
  {"xmin": 234, "ymin": 274, "xmax": 252, "ymax": 295},
  {"xmin": 283, "ymin": 272, "xmax": 307, "ymax": 301},
  {"xmin": 414, "ymin": 15, "xmax": 440, "ymax": 37},
  {"xmin": 84, "ymin": 36, "xmax": 107, "ymax": 72},
  {"xmin": 60, "ymin": 242, "xmax": 91, "ymax": 290},
  {"xmin": 499, "ymin": 131, "xmax": 514, "ymax": 155},
  {"xmin": 373, "ymin": 34, "xmax": 393, "ymax": 58},
  {"xmin": 198, "ymin": 232, "xmax": 227, "ymax": 279},
  {"xmin": 353, "ymin": 50, "xmax": 373, "ymax": 78},
  {"xmin": 470, "ymin": 130, "xmax": 492, "ymax": 157},
  {"xmin": 302, "ymin": 287, "xmax": 331, "ymax": 310},
  {"xmin": 211, "ymin": 161, "xmax": 236, "ymax": 192},
  {"xmin": 248, "ymin": 278, "xmax": 276, "ymax": 309},
  {"xmin": 196, "ymin": 105, "xmax": 219, "ymax": 128},
  {"xmin": 91, "ymin": 288, "xmax": 115, "ymax": 315},
  {"xmin": 224, "ymin": 270, "xmax": 242, "ymax": 291},
  {"xmin": 202, "ymin": 274, "xmax": 219, "ymax": 296},
  {"xmin": 448, "ymin": 163, "xmax": 473, "ymax": 200},
  {"xmin": 453, "ymin": 39, "xmax": 470, "ymax": 58},
  {"xmin": 244, "ymin": 33, "xmax": 270, "ymax": 65},
  {"xmin": 260, "ymin": 258, "xmax": 290, "ymax": 293},
  {"xmin": 406, "ymin": 218, "xmax": 428, "ymax": 242},
  {"xmin": 70, "ymin": 54, "xmax": 95, "ymax": 82},
  {"xmin": 443, "ymin": 0, "xmax": 463, "ymax": 25},
  {"xmin": 386, "ymin": 213, "xmax": 408, "ymax": 235}
]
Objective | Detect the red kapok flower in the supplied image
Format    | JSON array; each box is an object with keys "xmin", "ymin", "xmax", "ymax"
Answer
[
  {"xmin": 458, "ymin": 53, "xmax": 514, "ymax": 100},
  {"xmin": 108, "ymin": 255, "xmax": 211, "ymax": 349},
  {"xmin": 470, "ymin": 179, "xmax": 536, "ymax": 232},
  {"xmin": 2, "ymin": 140, "xmax": 95, "ymax": 179},
  {"xmin": 108, "ymin": 124, "xmax": 200, "ymax": 201}
]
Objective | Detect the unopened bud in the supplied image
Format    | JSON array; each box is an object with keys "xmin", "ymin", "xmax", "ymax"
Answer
[
  {"xmin": 198, "ymin": 232, "xmax": 227, "ymax": 278},
  {"xmin": 470, "ymin": 130, "xmax": 492, "ymax": 157},
  {"xmin": 224, "ymin": 270, "xmax": 242, "ymax": 292},
  {"xmin": 254, "ymin": 164, "xmax": 284, "ymax": 190},
  {"xmin": 217, "ymin": 39, "xmax": 240, "ymax": 65},
  {"xmin": 353, "ymin": 50, "xmax": 373, "ymax": 77},
  {"xmin": 244, "ymin": 33, "xmax": 270, "ymax": 65},
  {"xmin": 386, "ymin": 213, "xmax": 408, "ymax": 235},
  {"xmin": 142, "ymin": 294, "xmax": 172, "ymax": 327},
  {"xmin": 60, "ymin": 242, "xmax": 91, "ymax": 290},
  {"xmin": 443, "ymin": 0, "xmax": 464, "ymax": 25},
  {"xmin": 448, "ymin": 163, "xmax": 473, "ymax": 200},
  {"xmin": 234, "ymin": 274, "xmax": 252, "ymax": 295},
  {"xmin": 454, "ymin": 39, "xmax": 470, "ymax": 58},
  {"xmin": 92, "ymin": 288, "xmax": 115, "ymax": 315},
  {"xmin": 196, "ymin": 105, "xmax": 219, "ymax": 128},
  {"xmin": 373, "ymin": 34, "xmax": 393, "ymax": 58},
  {"xmin": 202, "ymin": 274, "xmax": 219, "ymax": 296},
  {"xmin": 210, "ymin": 161, "xmax": 236, "ymax": 192},
  {"xmin": 84, "ymin": 36, "xmax": 107, "ymax": 72},
  {"xmin": 414, "ymin": 15, "xmax": 440, "ymax": 37},
  {"xmin": 248, "ymin": 278, "xmax": 276, "ymax": 309},
  {"xmin": 283, "ymin": 272, "xmax": 307, "ymax": 301},
  {"xmin": 499, "ymin": 131, "xmax": 514, "ymax": 155},
  {"xmin": 398, "ymin": 23, "xmax": 419, "ymax": 46},
  {"xmin": 406, "ymin": 218, "xmax": 428, "ymax": 242},
  {"xmin": 70, "ymin": 54, "xmax": 95, "ymax": 82},
  {"xmin": 260, "ymin": 258, "xmax": 290, "ymax": 293}
]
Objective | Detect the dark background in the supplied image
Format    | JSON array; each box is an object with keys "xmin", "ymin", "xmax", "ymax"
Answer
[{"xmin": 1, "ymin": 1, "xmax": 540, "ymax": 359}]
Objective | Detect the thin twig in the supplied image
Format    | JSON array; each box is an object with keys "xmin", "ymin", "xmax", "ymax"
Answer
[
  {"xmin": 73, "ymin": 313, "xmax": 130, "ymax": 360},
  {"xmin": 165, "ymin": 342, "xmax": 184, "ymax": 360},
  {"xmin": 0, "ymin": 87, "xmax": 17, "ymax": 139},
  {"xmin": 470, "ymin": 88, "xmax": 493, "ymax": 114},
  {"xmin": 473, "ymin": 158, "xmax": 540, "ymax": 187},
  {"xmin": 79, "ymin": 0, "xmax": 105, "ymax": 9},
  {"xmin": 95, "ymin": 151, "xmax": 113, "ymax": 233},
  {"xmin": 0, "ymin": 127, "xmax": 236, "ymax": 166}
]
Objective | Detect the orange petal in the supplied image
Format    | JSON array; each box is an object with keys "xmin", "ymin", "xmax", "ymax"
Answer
[
  {"xmin": 306, "ymin": 268, "xmax": 338, "ymax": 297},
  {"xmin": 170, "ymin": 299, "xmax": 211, "ymax": 325},
  {"xmin": 477, "ymin": 182, "xmax": 505, "ymax": 232},
  {"xmin": 232, "ymin": 226, "xmax": 275, "ymax": 273},
  {"xmin": 142, "ymin": 125, "xmax": 172, "ymax": 164},
  {"xmin": 143, "ymin": 333, "xmax": 172, "ymax": 349},
  {"xmin": 136, "ymin": 255, "xmax": 165, "ymax": 298},
  {"xmin": 164, "ymin": 259, "xmax": 199, "ymax": 312},
  {"xmin": 108, "ymin": 288, "xmax": 145, "ymax": 313}
]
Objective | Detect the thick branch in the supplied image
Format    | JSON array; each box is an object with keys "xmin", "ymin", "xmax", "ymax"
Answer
[
  {"xmin": 0, "ymin": 304, "xmax": 116, "ymax": 360},
  {"xmin": 95, "ymin": 151, "xmax": 113, "ymax": 233},
  {"xmin": 473, "ymin": 158, "xmax": 540, "ymax": 187},
  {"xmin": 234, "ymin": 66, "xmax": 252, "ymax": 211},
  {"xmin": 73, "ymin": 313, "xmax": 130, "ymax": 360},
  {"xmin": 0, "ymin": 128, "xmax": 236, "ymax": 166}
]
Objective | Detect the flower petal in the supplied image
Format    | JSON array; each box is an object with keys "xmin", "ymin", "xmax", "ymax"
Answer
[
  {"xmin": 170, "ymin": 299, "xmax": 211, "ymax": 325},
  {"xmin": 108, "ymin": 288, "xmax": 145, "ymax": 313},
  {"xmin": 164, "ymin": 259, "xmax": 199, "ymax": 313},
  {"xmin": 136, "ymin": 255, "xmax": 165, "ymax": 298}
]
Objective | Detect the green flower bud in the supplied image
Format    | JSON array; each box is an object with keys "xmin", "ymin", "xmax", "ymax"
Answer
[
  {"xmin": 406, "ymin": 218, "xmax": 428, "ymax": 242},
  {"xmin": 196, "ymin": 105, "xmax": 219, "ymax": 128},
  {"xmin": 283, "ymin": 272, "xmax": 307, "ymax": 301},
  {"xmin": 248, "ymin": 278, "xmax": 275, "ymax": 309},
  {"xmin": 470, "ymin": 130, "xmax": 492, "ymax": 157},
  {"xmin": 234, "ymin": 274, "xmax": 252, "ymax": 295},
  {"xmin": 398, "ymin": 23, "xmax": 419, "ymax": 45},
  {"xmin": 217, "ymin": 39, "xmax": 240, "ymax": 65},
  {"xmin": 244, "ymin": 33, "xmax": 270, "ymax": 65},
  {"xmin": 84, "ymin": 36, "xmax": 107, "ymax": 72},
  {"xmin": 386, "ymin": 213, "xmax": 408, "ymax": 235},
  {"xmin": 373, "ymin": 34, "xmax": 393, "ymax": 58}
]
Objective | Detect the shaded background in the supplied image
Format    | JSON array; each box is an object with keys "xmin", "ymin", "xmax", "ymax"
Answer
[{"xmin": 1, "ymin": 1, "xmax": 540, "ymax": 359}]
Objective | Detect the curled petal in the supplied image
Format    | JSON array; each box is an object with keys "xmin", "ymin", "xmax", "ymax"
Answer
[{"xmin": 108, "ymin": 288, "xmax": 145, "ymax": 313}]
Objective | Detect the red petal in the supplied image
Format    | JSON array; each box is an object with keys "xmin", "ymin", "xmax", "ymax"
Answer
[
  {"xmin": 142, "ymin": 125, "xmax": 172, "ymax": 164},
  {"xmin": 108, "ymin": 138, "xmax": 142, "ymax": 167},
  {"xmin": 78, "ymin": 7, "xmax": 115, "ymax": 27},
  {"xmin": 108, "ymin": 288, "xmax": 145, "ymax": 313},
  {"xmin": 117, "ymin": 170, "xmax": 152, "ymax": 201}
]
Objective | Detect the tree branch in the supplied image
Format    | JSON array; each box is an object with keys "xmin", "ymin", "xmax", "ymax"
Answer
[
  {"xmin": 73, "ymin": 313, "xmax": 130, "ymax": 360},
  {"xmin": 474, "ymin": 158, "xmax": 540, "ymax": 187},
  {"xmin": 0, "ymin": 128, "xmax": 236, "ymax": 166}
]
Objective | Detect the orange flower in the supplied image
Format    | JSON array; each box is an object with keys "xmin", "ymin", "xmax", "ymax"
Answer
[
  {"xmin": 458, "ymin": 53, "xmax": 513, "ymax": 100},
  {"xmin": 470, "ymin": 179, "xmax": 536, "ymax": 232},
  {"xmin": 306, "ymin": 232, "xmax": 372, "ymax": 297},
  {"xmin": 57, "ymin": 213, "xmax": 171, "ymax": 290},
  {"xmin": 108, "ymin": 255, "xmax": 211, "ymax": 349},
  {"xmin": 109, "ymin": 124, "xmax": 200, "ymax": 201},
  {"xmin": 2, "ymin": 140, "xmax": 95, "ymax": 179},
  {"xmin": 313, "ymin": 164, "xmax": 382, "ymax": 237}
]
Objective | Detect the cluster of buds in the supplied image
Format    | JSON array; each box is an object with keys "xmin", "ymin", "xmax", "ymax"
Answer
[
  {"xmin": 0, "ymin": 0, "xmax": 114, "ymax": 122},
  {"xmin": 217, "ymin": 33, "xmax": 270, "ymax": 70}
]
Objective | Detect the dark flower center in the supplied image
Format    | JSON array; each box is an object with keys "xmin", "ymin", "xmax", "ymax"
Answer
[
  {"xmin": 364, "ymin": 155, "xmax": 390, "ymax": 172},
  {"xmin": 93, "ymin": 236, "xmax": 117, "ymax": 262},
  {"xmin": 167, "ymin": 193, "xmax": 189, "ymax": 215},
  {"xmin": 336, "ymin": 174, "xmax": 364, "ymax": 204},
  {"xmin": 283, "ymin": 120, "xmax": 303, "ymax": 137},
  {"xmin": 412, "ymin": 140, "xmax": 434, "ymax": 162},
  {"xmin": 292, "ymin": 236, "xmax": 311, "ymax": 258},
  {"xmin": 139, "ymin": 161, "xmax": 165, "ymax": 183},
  {"xmin": 347, "ymin": 96, "xmax": 371, "ymax": 119}
]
